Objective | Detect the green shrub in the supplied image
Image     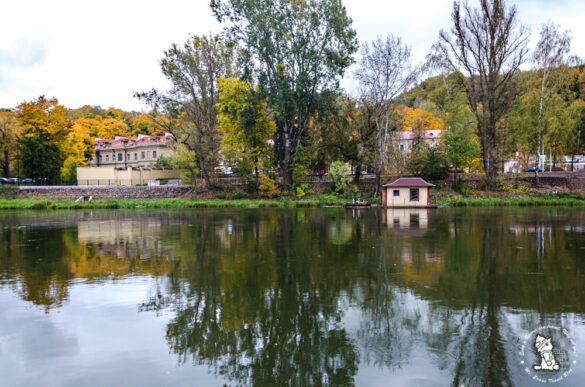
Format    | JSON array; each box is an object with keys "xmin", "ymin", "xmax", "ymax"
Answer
[
  {"xmin": 258, "ymin": 173, "xmax": 279, "ymax": 198},
  {"xmin": 328, "ymin": 161, "xmax": 351, "ymax": 193},
  {"xmin": 233, "ymin": 190, "xmax": 250, "ymax": 199},
  {"xmin": 294, "ymin": 183, "xmax": 308, "ymax": 199}
]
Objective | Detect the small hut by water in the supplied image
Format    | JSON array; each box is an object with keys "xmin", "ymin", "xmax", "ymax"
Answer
[{"xmin": 382, "ymin": 177, "xmax": 436, "ymax": 208}]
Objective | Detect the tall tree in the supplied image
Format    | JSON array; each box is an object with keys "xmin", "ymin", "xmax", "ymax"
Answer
[
  {"xmin": 211, "ymin": 0, "xmax": 358, "ymax": 189},
  {"xmin": 217, "ymin": 77, "xmax": 276, "ymax": 183},
  {"xmin": 0, "ymin": 110, "xmax": 19, "ymax": 176},
  {"xmin": 433, "ymin": 0, "xmax": 529, "ymax": 186},
  {"xmin": 355, "ymin": 35, "xmax": 417, "ymax": 195},
  {"xmin": 15, "ymin": 96, "xmax": 71, "ymax": 181},
  {"xmin": 532, "ymin": 22, "xmax": 578, "ymax": 183},
  {"xmin": 18, "ymin": 131, "xmax": 62, "ymax": 183},
  {"xmin": 137, "ymin": 34, "xmax": 235, "ymax": 189}
]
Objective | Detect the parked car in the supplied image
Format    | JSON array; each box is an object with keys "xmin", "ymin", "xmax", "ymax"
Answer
[
  {"xmin": 7, "ymin": 178, "xmax": 19, "ymax": 184},
  {"xmin": 21, "ymin": 178, "xmax": 33, "ymax": 184},
  {"xmin": 524, "ymin": 167, "xmax": 544, "ymax": 173},
  {"xmin": 0, "ymin": 177, "xmax": 10, "ymax": 184}
]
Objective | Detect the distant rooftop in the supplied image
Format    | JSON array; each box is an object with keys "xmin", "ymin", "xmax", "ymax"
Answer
[
  {"xmin": 94, "ymin": 133, "xmax": 174, "ymax": 151},
  {"xmin": 395, "ymin": 129, "xmax": 442, "ymax": 141},
  {"xmin": 383, "ymin": 177, "xmax": 435, "ymax": 188}
]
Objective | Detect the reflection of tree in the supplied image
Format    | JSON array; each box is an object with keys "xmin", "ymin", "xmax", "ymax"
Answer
[
  {"xmin": 450, "ymin": 218, "xmax": 513, "ymax": 386},
  {"xmin": 141, "ymin": 210, "xmax": 361, "ymax": 386},
  {"xmin": 0, "ymin": 221, "xmax": 72, "ymax": 311}
]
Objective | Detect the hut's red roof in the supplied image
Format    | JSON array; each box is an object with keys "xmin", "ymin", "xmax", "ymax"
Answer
[{"xmin": 383, "ymin": 177, "xmax": 435, "ymax": 188}]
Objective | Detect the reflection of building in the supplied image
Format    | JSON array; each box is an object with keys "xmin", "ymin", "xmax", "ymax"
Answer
[
  {"xmin": 382, "ymin": 177, "xmax": 435, "ymax": 207},
  {"xmin": 383, "ymin": 208, "xmax": 429, "ymax": 235},
  {"xmin": 77, "ymin": 219, "xmax": 166, "ymax": 258}
]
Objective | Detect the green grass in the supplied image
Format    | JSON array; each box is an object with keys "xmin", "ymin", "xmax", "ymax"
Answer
[
  {"xmin": 0, "ymin": 195, "xmax": 351, "ymax": 210},
  {"xmin": 2, "ymin": 193, "xmax": 582, "ymax": 210},
  {"xmin": 437, "ymin": 195, "xmax": 585, "ymax": 207}
]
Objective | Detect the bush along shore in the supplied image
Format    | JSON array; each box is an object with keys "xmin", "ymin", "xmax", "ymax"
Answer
[{"xmin": 0, "ymin": 193, "xmax": 584, "ymax": 210}]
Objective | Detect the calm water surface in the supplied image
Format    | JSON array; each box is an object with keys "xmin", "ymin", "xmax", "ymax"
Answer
[{"xmin": 1, "ymin": 208, "xmax": 585, "ymax": 386}]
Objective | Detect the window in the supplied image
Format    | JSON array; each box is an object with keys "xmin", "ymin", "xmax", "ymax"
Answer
[
  {"xmin": 105, "ymin": 155, "xmax": 109, "ymax": 161},
  {"xmin": 393, "ymin": 190, "xmax": 400, "ymax": 197},
  {"xmin": 399, "ymin": 144, "xmax": 405, "ymax": 151},
  {"xmin": 410, "ymin": 188, "xmax": 419, "ymax": 201},
  {"xmin": 152, "ymin": 150, "xmax": 157, "ymax": 158},
  {"xmin": 410, "ymin": 213, "xmax": 420, "ymax": 226},
  {"xmin": 134, "ymin": 153, "xmax": 137, "ymax": 160},
  {"xmin": 141, "ymin": 151, "xmax": 145, "ymax": 159},
  {"xmin": 127, "ymin": 153, "xmax": 130, "ymax": 160},
  {"xmin": 118, "ymin": 154, "xmax": 122, "ymax": 161}
]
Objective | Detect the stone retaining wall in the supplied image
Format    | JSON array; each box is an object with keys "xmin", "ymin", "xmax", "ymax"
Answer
[{"xmin": 18, "ymin": 186, "xmax": 193, "ymax": 199}]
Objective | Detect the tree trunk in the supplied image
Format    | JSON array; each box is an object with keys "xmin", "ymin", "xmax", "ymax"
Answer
[
  {"xmin": 535, "ymin": 69, "xmax": 546, "ymax": 186},
  {"xmin": 353, "ymin": 164, "xmax": 361, "ymax": 184},
  {"xmin": 3, "ymin": 150, "xmax": 9, "ymax": 176},
  {"xmin": 278, "ymin": 123, "xmax": 293, "ymax": 190},
  {"xmin": 194, "ymin": 142, "xmax": 211, "ymax": 189}
]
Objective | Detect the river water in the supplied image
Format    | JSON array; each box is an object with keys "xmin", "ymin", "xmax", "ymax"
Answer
[{"xmin": 1, "ymin": 208, "xmax": 584, "ymax": 386}]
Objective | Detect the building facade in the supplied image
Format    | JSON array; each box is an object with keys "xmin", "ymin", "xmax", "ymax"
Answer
[
  {"xmin": 382, "ymin": 177, "xmax": 435, "ymax": 208},
  {"xmin": 395, "ymin": 129, "xmax": 442, "ymax": 153},
  {"xmin": 89, "ymin": 133, "xmax": 175, "ymax": 168}
]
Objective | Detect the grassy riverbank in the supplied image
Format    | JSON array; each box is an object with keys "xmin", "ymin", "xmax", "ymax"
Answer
[
  {"xmin": 436, "ymin": 194, "xmax": 585, "ymax": 207},
  {"xmin": 0, "ymin": 193, "xmax": 584, "ymax": 210},
  {"xmin": 0, "ymin": 195, "xmax": 349, "ymax": 210}
]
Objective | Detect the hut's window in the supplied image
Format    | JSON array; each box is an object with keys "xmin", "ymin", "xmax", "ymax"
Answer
[
  {"xmin": 410, "ymin": 188, "xmax": 419, "ymax": 201},
  {"xmin": 410, "ymin": 213, "xmax": 419, "ymax": 226},
  {"xmin": 153, "ymin": 150, "xmax": 157, "ymax": 158},
  {"xmin": 134, "ymin": 153, "xmax": 137, "ymax": 160},
  {"xmin": 117, "ymin": 154, "xmax": 122, "ymax": 161},
  {"xmin": 141, "ymin": 151, "xmax": 145, "ymax": 159},
  {"xmin": 106, "ymin": 155, "xmax": 109, "ymax": 161},
  {"xmin": 393, "ymin": 190, "xmax": 400, "ymax": 196}
]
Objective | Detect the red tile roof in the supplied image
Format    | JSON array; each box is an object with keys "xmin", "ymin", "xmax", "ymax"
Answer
[
  {"xmin": 383, "ymin": 177, "xmax": 435, "ymax": 188},
  {"xmin": 94, "ymin": 134, "xmax": 174, "ymax": 151},
  {"xmin": 395, "ymin": 129, "xmax": 442, "ymax": 140}
]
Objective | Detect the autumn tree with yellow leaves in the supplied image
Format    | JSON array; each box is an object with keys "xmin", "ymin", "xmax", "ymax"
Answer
[
  {"xmin": 0, "ymin": 110, "xmax": 20, "ymax": 176},
  {"xmin": 15, "ymin": 96, "xmax": 71, "ymax": 182},
  {"xmin": 217, "ymin": 77, "xmax": 275, "ymax": 183}
]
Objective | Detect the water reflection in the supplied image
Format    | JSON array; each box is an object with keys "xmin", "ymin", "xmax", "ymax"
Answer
[{"xmin": 1, "ymin": 208, "xmax": 585, "ymax": 385}]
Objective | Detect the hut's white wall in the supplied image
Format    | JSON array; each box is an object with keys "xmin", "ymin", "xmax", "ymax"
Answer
[{"xmin": 385, "ymin": 187, "xmax": 429, "ymax": 207}]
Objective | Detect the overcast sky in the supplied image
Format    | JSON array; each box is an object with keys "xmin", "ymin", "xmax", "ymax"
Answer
[{"xmin": 1, "ymin": 0, "xmax": 584, "ymax": 112}]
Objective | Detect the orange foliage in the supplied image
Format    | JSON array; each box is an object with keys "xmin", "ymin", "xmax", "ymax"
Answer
[{"xmin": 398, "ymin": 106, "xmax": 444, "ymax": 132}]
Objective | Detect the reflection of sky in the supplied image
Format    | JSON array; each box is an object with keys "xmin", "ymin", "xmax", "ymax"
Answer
[{"xmin": 0, "ymin": 278, "xmax": 221, "ymax": 387}]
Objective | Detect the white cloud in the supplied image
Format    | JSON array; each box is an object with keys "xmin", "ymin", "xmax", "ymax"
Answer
[{"xmin": 1, "ymin": 0, "xmax": 584, "ymax": 111}]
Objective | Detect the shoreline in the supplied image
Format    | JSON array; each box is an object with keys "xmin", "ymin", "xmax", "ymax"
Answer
[{"xmin": 0, "ymin": 195, "xmax": 584, "ymax": 210}]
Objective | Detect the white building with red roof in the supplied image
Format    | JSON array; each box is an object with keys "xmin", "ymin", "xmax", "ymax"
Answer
[
  {"xmin": 77, "ymin": 133, "xmax": 182, "ymax": 185},
  {"xmin": 395, "ymin": 129, "xmax": 442, "ymax": 153},
  {"xmin": 382, "ymin": 177, "xmax": 436, "ymax": 207},
  {"xmin": 90, "ymin": 133, "xmax": 176, "ymax": 168}
]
